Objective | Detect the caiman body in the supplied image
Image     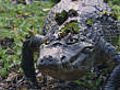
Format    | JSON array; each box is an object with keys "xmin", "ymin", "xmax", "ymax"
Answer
[{"xmin": 21, "ymin": 0, "xmax": 120, "ymax": 89}]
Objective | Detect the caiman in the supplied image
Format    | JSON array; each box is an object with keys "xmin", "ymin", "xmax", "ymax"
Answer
[{"xmin": 21, "ymin": 0, "xmax": 120, "ymax": 89}]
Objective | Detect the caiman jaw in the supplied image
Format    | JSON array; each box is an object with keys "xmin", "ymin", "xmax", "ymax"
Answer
[{"xmin": 37, "ymin": 41, "xmax": 94, "ymax": 80}]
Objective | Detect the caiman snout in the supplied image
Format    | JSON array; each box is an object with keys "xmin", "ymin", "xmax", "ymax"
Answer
[
  {"xmin": 37, "ymin": 55, "xmax": 59, "ymax": 67},
  {"xmin": 39, "ymin": 56, "xmax": 52, "ymax": 64},
  {"xmin": 37, "ymin": 41, "xmax": 94, "ymax": 80}
]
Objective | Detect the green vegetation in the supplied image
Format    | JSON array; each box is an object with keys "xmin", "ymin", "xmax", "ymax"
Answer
[
  {"xmin": 59, "ymin": 20, "xmax": 80, "ymax": 37},
  {"xmin": 55, "ymin": 9, "xmax": 78, "ymax": 25},
  {"xmin": 0, "ymin": 0, "xmax": 53, "ymax": 76},
  {"xmin": 68, "ymin": 9, "xmax": 78, "ymax": 17},
  {"xmin": 111, "ymin": 0, "xmax": 120, "ymax": 5},
  {"xmin": 50, "ymin": 0, "xmax": 61, "ymax": 4},
  {"xmin": 86, "ymin": 19, "xmax": 94, "ymax": 27},
  {"xmin": 55, "ymin": 10, "xmax": 69, "ymax": 25},
  {"xmin": 110, "ymin": 0, "xmax": 120, "ymax": 21}
]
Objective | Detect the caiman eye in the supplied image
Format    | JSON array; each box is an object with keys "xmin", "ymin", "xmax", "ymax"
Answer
[
  {"xmin": 52, "ymin": 42, "xmax": 63, "ymax": 46},
  {"xmin": 81, "ymin": 47, "xmax": 94, "ymax": 54},
  {"xmin": 66, "ymin": 38, "xmax": 78, "ymax": 44}
]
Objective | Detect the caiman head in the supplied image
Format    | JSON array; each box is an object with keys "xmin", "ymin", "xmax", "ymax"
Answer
[{"xmin": 37, "ymin": 33, "xmax": 94, "ymax": 81}]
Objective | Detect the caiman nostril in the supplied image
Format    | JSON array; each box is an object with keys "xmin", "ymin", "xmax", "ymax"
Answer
[
  {"xmin": 49, "ymin": 55, "xmax": 53, "ymax": 59},
  {"xmin": 60, "ymin": 55, "xmax": 66, "ymax": 60},
  {"xmin": 41, "ymin": 59, "xmax": 44, "ymax": 63},
  {"xmin": 42, "ymin": 55, "xmax": 54, "ymax": 62},
  {"xmin": 48, "ymin": 56, "xmax": 54, "ymax": 62},
  {"xmin": 49, "ymin": 59, "xmax": 53, "ymax": 62}
]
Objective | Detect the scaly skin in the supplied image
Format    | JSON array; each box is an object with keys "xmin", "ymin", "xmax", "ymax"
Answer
[{"xmin": 21, "ymin": 0, "xmax": 120, "ymax": 89}]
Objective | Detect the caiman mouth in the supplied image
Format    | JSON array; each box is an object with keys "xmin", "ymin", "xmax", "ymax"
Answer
[{"xmin": 37, "ymin": 41, "xmax": 94, "ymax": 80}]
